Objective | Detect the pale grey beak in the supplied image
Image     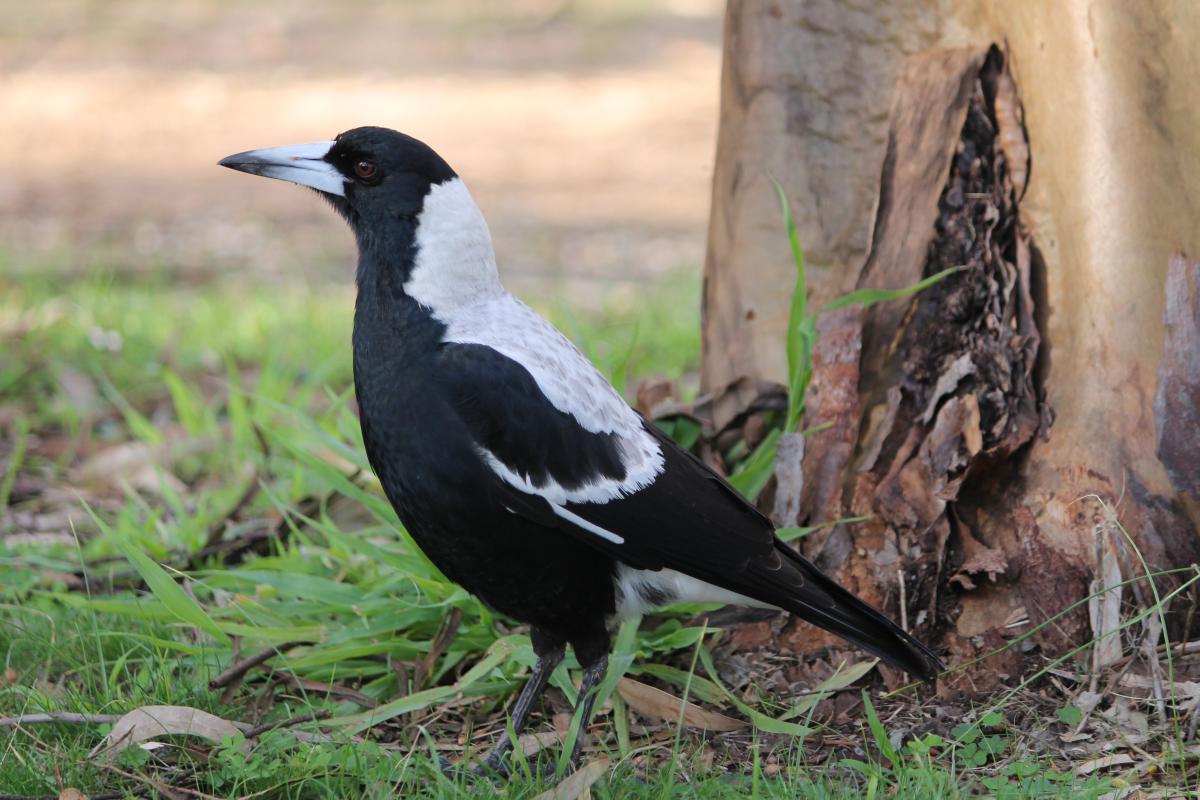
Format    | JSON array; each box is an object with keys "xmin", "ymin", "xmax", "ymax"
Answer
[{"xmin": 218, "ymin": 140, "xmax": 344, "ymax": 196}]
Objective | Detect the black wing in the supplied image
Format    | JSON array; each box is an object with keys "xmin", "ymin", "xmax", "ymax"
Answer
[{"xmin": 436, "ymin": 341, "xmax": 942, "ymax": 678}]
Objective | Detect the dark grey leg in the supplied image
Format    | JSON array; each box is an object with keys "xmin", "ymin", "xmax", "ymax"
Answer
[
  {"xmin": 478, "ymin": 643, "xmax": 565, "ymax": 774},
  {"xmin": 564, "ymin": 654, "xmax": 609, "ymax": 770}
]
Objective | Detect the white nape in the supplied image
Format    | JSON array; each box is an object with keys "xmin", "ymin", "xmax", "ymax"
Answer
[{"xmin": 404, "ymin": 178, "xmax": 504, "ymax": 314}]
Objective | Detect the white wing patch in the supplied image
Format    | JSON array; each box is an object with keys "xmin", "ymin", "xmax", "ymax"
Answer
[
  {"xmin": 445, "ymin": 294, "xmax": 650, "ymax": 436},
  {"xmin": 450, "ymin": 294, "xmax": 665, "ymax": 507}
]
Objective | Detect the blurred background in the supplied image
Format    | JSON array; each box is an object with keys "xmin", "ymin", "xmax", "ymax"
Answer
[{"xmin": 1, "ymin": 0, "xmax": 721, "ymax": 304}]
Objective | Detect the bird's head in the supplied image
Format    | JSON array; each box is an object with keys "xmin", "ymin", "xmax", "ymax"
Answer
[
  {"xmin": 219, "ymin": 126, "xmax": 457, "ymax": 227},
  {"xmin": 220, "ymin": 127, "xmax": 501, "ymax": 308}
]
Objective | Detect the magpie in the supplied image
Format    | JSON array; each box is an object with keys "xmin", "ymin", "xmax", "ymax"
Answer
[{"xmin": 219, "ymin": 127, "xmax": 942, "ymax": 772}]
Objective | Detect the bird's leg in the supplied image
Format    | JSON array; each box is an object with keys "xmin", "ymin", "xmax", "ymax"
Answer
[
  {"xmin": 478, "ymin": 640, "xmax": 565, "ymax": 775},
  {"xmin": 564, "ymin": 654, "xmax": 609, "ymax": 770}
]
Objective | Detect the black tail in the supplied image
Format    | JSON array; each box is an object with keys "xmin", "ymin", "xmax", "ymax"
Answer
[{"xmin": 752, "ymin": 542, "xmax": 943, "ymax": 679}]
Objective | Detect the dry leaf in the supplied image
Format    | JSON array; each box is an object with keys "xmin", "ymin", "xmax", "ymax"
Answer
[
  {"xmin": 616, "ymin": 678, "xmax": 745, "ymax": 732},
  {"xmin": 88, "ymin": 705, "xmax": 240, "ymax": 762},
  {"xmin": 532, "ymin": 758, "xmax": 609, "ymax": 800},
  {"xmin": 58, "ymin": 790, "xmax": 88, "ymax": 800},
  {"xmin": 1102, "ymin": 699, "xmax": 1149, "ymax": 737},
  {"xmin": 949, "ymin": 524, "xmax": 1008, "ymax": 590},
  {"xmin": 71, "ymin": 440, "xmax": 194, "ymax": 497},
  {"xmin": 1075, "ymin": 752, "xmax": 1134, "ymax": 776},
  {"xmin": 518, "ymin": 730, "xmax": 562, "ymax": 757},
  {"xmin": 634, "ymin": 377, "xmax": 677, "ymax": 418},
  {"xmin": 1075, "ymin": 691, "xmax": 1104, "ymax": 716}
]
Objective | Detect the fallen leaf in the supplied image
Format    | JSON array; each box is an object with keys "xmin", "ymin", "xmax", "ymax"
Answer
[
  {"xmin": 635, "ymin": 378, "xmax": 677, "ymax": 418},
  {"xmin": 949, "ymin": 524, "xmax": 1009, "ymax": 590},
  {"xmin": 58, "ymin": 790, "xmax": 88, "ymax": 800},
  {"xmin": 88, "ymin": 705, "xmax": 240, "ymax": 762},
  {"xmin": 71, "ymin": 440, "xmax": 195, "ymax": 497},
  {"xmin": 1103, "ymin": 699, "xmax": 1149, "ymax": 736},
  {"xmin": 1075, "ymin": 691, "xmax": 1104, "ymax": 716},
  {"xmin": 532, "ymin": 758, "xmax": 609, "ymax": 800},
  {"xmin": 1075, "ymin": 752, "xmax": 1134, "ymax": 776},
  {"xmin": 518, "ymin": 730, "xmax": 562, "ymax": 757},
  {"xmin": 616, "ymin": 678, "xmax": 745, "ymax": 732}
]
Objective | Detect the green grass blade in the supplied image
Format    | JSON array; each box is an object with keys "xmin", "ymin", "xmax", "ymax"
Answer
[
  {"xmin": 82, "ymin": 503, "xmax": 230, "ymax": 646},
  {"xmin": 777, "ymin": 515, "xmax": 873, "ymax": 543},
  {"xmin": 820, "ymin": 266, "xmax": 964, "ymax": 314},
  {"xmin": 0, "ymin": 415, "xmax": 29, "ymax": 513},
  {"xmin": 727, "ymin": 428, "xmax": 781, "ymax": 502}
]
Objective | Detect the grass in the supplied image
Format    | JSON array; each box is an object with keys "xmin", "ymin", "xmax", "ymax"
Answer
[{"xmin": 0, "ymin": 261, "xmax": 1189, "ymax": 799}]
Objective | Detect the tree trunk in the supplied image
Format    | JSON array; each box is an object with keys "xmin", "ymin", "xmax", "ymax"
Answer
[{"xmin": 702, "ymin": 0, "xmax": 1200, "ymax": 687}]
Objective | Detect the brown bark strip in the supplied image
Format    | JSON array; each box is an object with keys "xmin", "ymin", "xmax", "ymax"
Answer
[
  {"xmin": 1155, "ymin": 253, "xmax": 1200, "ymax": 499},
  {"xmin": 856, "ymin": 47, "xmax": 988, "ymax": 384},
  {"xmin": 796, "ymin": 306, "xmax": 863, "ymax": 534}
]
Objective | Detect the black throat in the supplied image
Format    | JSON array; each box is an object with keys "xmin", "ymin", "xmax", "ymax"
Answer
[{"xmin": 351, "ymin": 219, "xmax": 447, "ymax": 484}]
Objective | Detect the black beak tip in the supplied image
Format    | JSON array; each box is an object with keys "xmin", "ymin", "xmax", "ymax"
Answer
[{"xmin": 218, "ymin": 152, "xmax": 253, "ymax": 172}]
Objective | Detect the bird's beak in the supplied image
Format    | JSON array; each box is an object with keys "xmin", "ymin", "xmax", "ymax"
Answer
[{"xmin": 218, "ymin": 140, "xmax": 345, "ymax": 196}]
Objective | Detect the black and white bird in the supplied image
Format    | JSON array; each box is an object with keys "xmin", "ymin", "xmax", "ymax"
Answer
[{"xmin": 219, "ymin": 127, "xmax": 941, "ymax": 772}]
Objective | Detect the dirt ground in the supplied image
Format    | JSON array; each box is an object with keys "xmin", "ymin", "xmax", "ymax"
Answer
[{"xmin": 0, "ymin": 0, "xmax": 721, "ymax": 301}]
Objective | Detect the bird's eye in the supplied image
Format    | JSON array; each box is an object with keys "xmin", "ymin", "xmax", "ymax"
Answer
[{"xmin": 354, "ymin": 160, "xmax": 377, "ymax": 179}]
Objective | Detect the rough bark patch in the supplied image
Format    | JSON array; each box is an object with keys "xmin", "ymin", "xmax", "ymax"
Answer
[{"xmin": 797, "ymin": 47, "xmax": 1049, "ymax": 670}]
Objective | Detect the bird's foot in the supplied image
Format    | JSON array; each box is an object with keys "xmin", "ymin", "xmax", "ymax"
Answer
[
  {"xmin": 471, "ymin": 750, "xmax": 513, "ymax": 780},
  {"xmin": 435, "ymin": 755, "xmax": 489, "ymax": 783},
  {"xmin": 435, "ymin": 750, "xmax": 522, "ymax": 783}
]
